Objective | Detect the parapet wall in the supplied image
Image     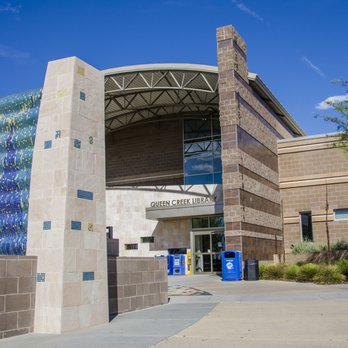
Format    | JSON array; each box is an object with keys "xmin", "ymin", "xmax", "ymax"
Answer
[
  {"xmin": 108, "ymin": 257, "xmax": 167, "ymax": 315},
  {"xmin": 0, "ymin": 256, "xmax": 37, "ymax": 339}
]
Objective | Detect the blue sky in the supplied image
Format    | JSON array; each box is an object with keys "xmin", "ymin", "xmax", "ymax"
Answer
[{"xmin": 0, "ymin": 0, "xmax": 347, "ymax": 135}]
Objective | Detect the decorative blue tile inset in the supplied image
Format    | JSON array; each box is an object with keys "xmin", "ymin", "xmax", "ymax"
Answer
[
  {"xmin": 0, "ymin": 89, "xmax": 41, "ymax": 256},
  {"xmin": 43, "ymin": 221, "xmax": 51, "ymax": 230},
  {"xmin": 74, "ymin": 139, "xmax": 81, "ymax": 149},
  {"xmin": 44, "ymin": 140, "xmax": 52, "ymax": 149},
  {"xmin": 77, "ymin": 189, "xmax": 93, "ymax": 200},
  {"xmin": 71, "ymin": 220, "xmax": 82, "ymax": 230},
  {"xmin": 83, "ymin": 272, "xmax": 94, "ymax": 281},
  {"xmin": 80, "ymin": 91, "xmax": 86, "ymax": 101},
  {"xmin": 37, "ymin": 273, "xmax": 45, "ymax": 282}
]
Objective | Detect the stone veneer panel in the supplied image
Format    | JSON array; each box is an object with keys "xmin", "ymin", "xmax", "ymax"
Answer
[
  {"xmin": 26, "ymin": 57, "xmax": 108, "ymax": 333},
  {"xmin": 217, "ymin": 25, "xmax": 284, "ymax": 260},
  {"xmin": 0, "ymin": 256, "xmax": 37, "ymax": 339},
  {"xmin": 107, "ymin": 257, "xmax": 167, "ymax": 315}
]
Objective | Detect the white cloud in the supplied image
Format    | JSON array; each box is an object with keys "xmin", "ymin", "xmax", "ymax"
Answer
[
  {"xmin": 302, "ymin": 56, "xmax": 325, "ymax": 77},
  {"xmin": 232, "ymin": 0, "xmax": 264, "ymax": 22},
  {"xmin": 0, "ymin": 2, "xmax": 20, "ymax": 14},
  {"xmin": 316, "ymin": 94, "xmax": 348, "ymax": 110},
  {"xmin": 0, "ymin": 44, "xmax": 29, "ymax": 62}
]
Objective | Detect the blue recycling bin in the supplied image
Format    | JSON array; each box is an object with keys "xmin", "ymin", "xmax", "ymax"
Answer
[
  {"xmin": 221, "ymin": 250, "xmax": 242, "ymax": 281},
  {"xmin": 167, "ymin": 255, "xmax": 174, "ymax": 275},
  {"xmin": 172, "ymin": 254, "xmax": 186, "ymax": 275}
]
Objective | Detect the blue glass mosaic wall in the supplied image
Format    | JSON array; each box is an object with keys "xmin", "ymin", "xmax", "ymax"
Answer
[{"xmin": 0, "ymin": 89, "xmax": 41, "ymax": 255}]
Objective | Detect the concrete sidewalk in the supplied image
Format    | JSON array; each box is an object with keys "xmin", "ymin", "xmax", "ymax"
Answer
[{"xmin": 1, "ymin": 276, "xmax": 348, "ymax": 348}]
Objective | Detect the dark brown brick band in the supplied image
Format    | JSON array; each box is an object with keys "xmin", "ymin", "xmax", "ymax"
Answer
[
  {"xmin": 237, "ymin": 127, "xmax": 279, "ymax": 172},
  {"xmin": 240, "ymin": 189, "xmax": 281, "ymax": 216},
  {"xmin": 239, "ymin": 165, "xmax": 279, "ymax": 190},
  {"xmin": 241, "ymin": 222, "xmax": 282, "ymax": 236}
]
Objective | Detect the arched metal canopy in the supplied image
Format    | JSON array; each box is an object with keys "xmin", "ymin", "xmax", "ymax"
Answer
[
  {"xmin": 103, "ymin": 64, "xmax": 305, "ymax": 136},
  {"xmin": 103, "ymin": 64, "xmax": 219, "ymax": 133}
]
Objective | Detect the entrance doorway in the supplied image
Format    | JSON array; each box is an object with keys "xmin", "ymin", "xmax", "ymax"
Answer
[{"xmin": 192, "ymin": 231, "xmax": 224, "ymax": 273}]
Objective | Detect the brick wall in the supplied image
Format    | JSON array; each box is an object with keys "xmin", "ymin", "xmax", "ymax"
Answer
[
  {"xmin": 108, "ymin": 257, "xmax": 167, "ymax": 316},
  {"xmin": 279, "ymin": 135, "xmax": 348, "ymax": 251},
  {"xmin": 217, "ymin": 25, "xmax": 284, "ymax": 260},
  {"xmin": 0, "ymin": 256, "xmax": 37, "ymax": 339},
  {"xmin": 106, "ymin": 120, "xmax": 183, "ymax": 185}
]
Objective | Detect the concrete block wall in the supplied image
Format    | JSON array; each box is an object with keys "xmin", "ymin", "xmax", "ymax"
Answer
[
  {"xmin": 108, "ymin": 257, "xmax": 167, "ymax": 315},
  {"xmin": 0, "ymin": 256, "xmax": 37, "ymax": 339},
  {"xmin": 217, "ymin": 25, "xmax": 284, "ymax": 260},
  {"xmin": 278, "ymin": 134, "xmax": 348, "ymax": 251}
]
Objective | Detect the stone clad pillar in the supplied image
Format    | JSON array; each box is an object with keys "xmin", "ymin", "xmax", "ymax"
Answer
[
  {"xmin": 217, "ymin": 25, "xmax": 282, "ymax": 260},
  {"xmin": 26, "ymin": 57, "xmax": 108, "ymax": 333}
]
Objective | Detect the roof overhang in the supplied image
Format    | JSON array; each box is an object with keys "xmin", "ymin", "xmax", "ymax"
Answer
[{"xmin": 103, "ymin": 64, "xmax": 304, "ymax": 136}]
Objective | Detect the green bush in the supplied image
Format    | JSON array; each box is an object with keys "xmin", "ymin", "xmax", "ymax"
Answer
[
  {"xmin": 331, "ymin": 240, "xmax": 348, "ymax": 251},
  {"xmin": 313, "ymin": 265, "xmax": 346, "ymax": 284},
  {"xmin": 296, "ymin": 263, "xmax": 319, "ymax": 282},
  {"xmin": 336, "ymin": 259, "xmax": 348, "ymax": 278},
  {"xmin": 259, "ymin": 263, "xmax": 267, "ymax": 278},
  {"xmin": 284, "ymin": 264, "xmax": 300, "ymax": 281},
  {"xmin": 291, "ymin": 241, "xmax": 324, "ymax": 254},
  {"xmin": 296, "ymin": 261, "xmax": 306, "ymax": 267},
  {"xmin": 261, "ymin": 264, "xmax": 286, "ymax": 280}
]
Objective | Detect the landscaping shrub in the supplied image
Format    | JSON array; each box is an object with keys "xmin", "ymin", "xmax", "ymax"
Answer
[
  {"xmin": 336, "ymin": 259, "xmax": 348, "ymax": 278},
  {"xmin": 296, "ymin": 263, "xmax": 319, "ymax": 282},
  {"xmin": 261, "ymin": 264, "xmax": 286, "ymax": 280},
  {"xmin": 313, "ymin": 265, "xmax": 346, "ymax": 284},
  {"xmin": 259, "ymin": 263, "xmax": 267, "ymax": 278},
  {"xmin": 284, "ymin": 264, "xmax": 300, "ymax": 281},
  {"xmin": 296, "ymin": 261, "xmax": 306, "ymax": 267},
  {"xmin": 331, "ymin": 240, "xmax": 348, "ymax": 251},
  {"xmin": 291, "ymin": 241, "xmax": 324, "ymax": 254}
]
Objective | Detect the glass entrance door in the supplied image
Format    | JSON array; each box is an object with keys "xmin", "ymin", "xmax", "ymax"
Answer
[{"xmin": 193, "ymin": 231, "xmax": 224, "ymax": 273}]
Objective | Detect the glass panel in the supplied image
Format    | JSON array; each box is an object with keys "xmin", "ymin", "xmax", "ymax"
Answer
[
  {"xmin": 210, "ymin": 215, "xmax": 224, "ymax": 228},
  {"xmin": 184, "ymin": 155, "xmax": 213, "ymax": 175},
  {"xmin": 184, "ymin": 140, "xmax": 212, "ymax": 155},
  {"xmin": 185, "ymin": 174, "xmax": 214, "ymax": 184},
  {"xmin": 195, "ymin": 253, "xmax": 204, "ymax": 273},
  {"xmin": 192, "ymin": 217, "xmax": 209, "ymax": 229},
  {"xmin": 213, "ymin": 172, "xmax": 222, "ymax": 184},
  {"xmin": 184, "ymin": 119, "xmax": 212, "ymax": 140},
  {"xmin": 301, "ymin": 213, "xmax": 313, "ymax": 241},
  {"xmin": 202, "ymin": 254, "xmax": 212, "ymax": 272},
  {"xmin": 335, "ymin": 209, "xmax": 348, "ymax": 220},
  {"xmin": 211, "ymin": 233, "xmax": 224, "ymax": 252},
  {"xmin": 212, "ymin": 118, "xmax": 221, "ymax": 135},
  {"xmin": 212, "ymin": 253, "xmax": 222, "ymax": 272},
  {"xmin": 194, "ymin": 234, "xmax": 210, "ymax": 253}
]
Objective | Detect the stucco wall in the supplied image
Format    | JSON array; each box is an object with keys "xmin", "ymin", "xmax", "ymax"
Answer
[{"xmin": 106, "ymin": 185, "xmax": 221, "ymax": 256}]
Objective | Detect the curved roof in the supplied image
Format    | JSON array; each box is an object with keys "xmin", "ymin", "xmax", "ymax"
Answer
[
  {"xmin": 104, "ymin": 64, "xmax": 219, "ymax": 133},
  {"xmin": 103, "ymin": 64, "xmax": 304, "ymax": 136}
]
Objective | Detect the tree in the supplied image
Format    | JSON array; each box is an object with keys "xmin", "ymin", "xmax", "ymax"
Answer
[
  {"xmin": 316, "ymin": 80, "xmax": 348, "ymax": 264},
  {"xmin": 316, "ymin": 80, "xmax": 348, "ymax": 149}
]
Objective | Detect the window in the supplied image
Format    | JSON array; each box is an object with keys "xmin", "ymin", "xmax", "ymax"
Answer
[
  {"xmin": 125, "ymin": 243, "xmax": 138, "ymax": 250},
  {"xmin": 300, "ymin": 212, "xmax": 313, "ymax": 241},
  {"xmin": 140, "ymin": 236, "xmax": 154, "ymax": 243},
  {"xmin": 184, "ymin": 117, "xmax": 222, "ymax": 184},
  {"xmin": 334, "ymin": 209, "xmax": 348, "ymax": 221},
  {"xmin": 192, "ymin": 215, "xmax": 224, "ymax": 229}
]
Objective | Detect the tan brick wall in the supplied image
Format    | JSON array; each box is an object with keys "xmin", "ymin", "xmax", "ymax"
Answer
[
  {"xmin": 106, "ymin": 120, "xmax": 183, "ymax": 185},
  {"xmin": 107, "ymin": 257, "xmax": 167, "ymax": 315},
  {"xmin": 279, "ymin": 135, "xmax": 348, "ymax": 252},
  {"xmin": 0, "ymin": 256, "xmax": 37, "ymax": 339}
]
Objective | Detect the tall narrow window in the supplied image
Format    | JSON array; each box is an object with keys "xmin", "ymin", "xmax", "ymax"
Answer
[
  {"xmin": 300, "ymin": 212, "xmax": 313, "ymax": 241},
  {"xmin": 184, "ymin": 117, "xmax": 222, "ymax": 184}
]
